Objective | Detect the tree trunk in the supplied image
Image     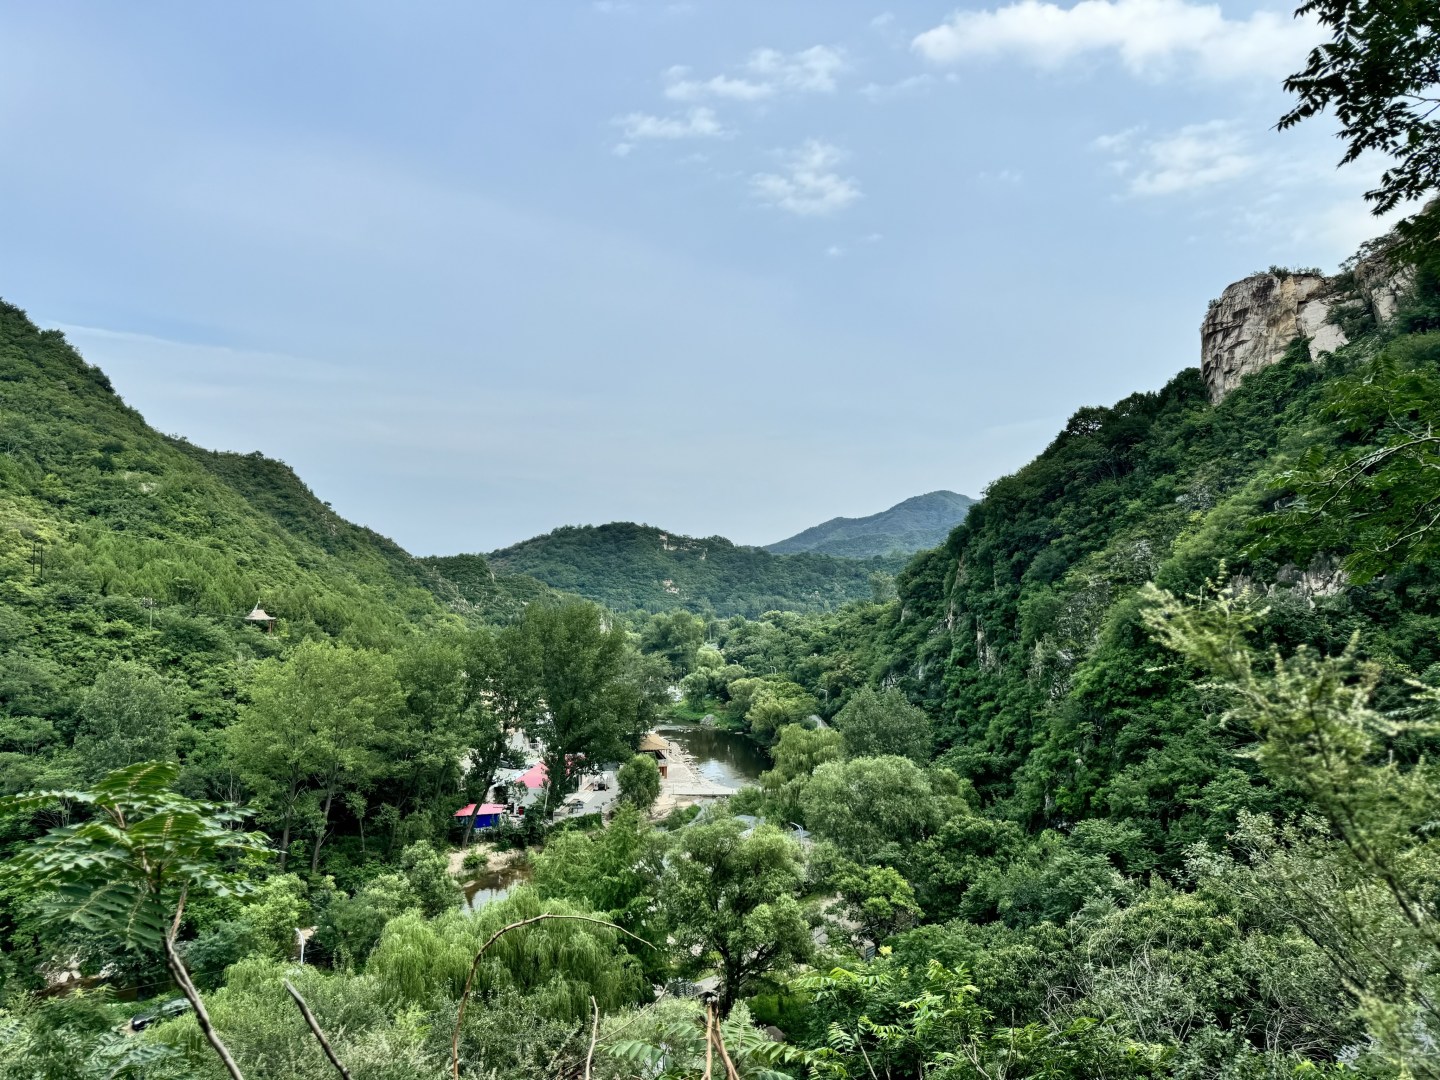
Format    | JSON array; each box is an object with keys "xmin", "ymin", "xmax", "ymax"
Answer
[
  {"xmin": 279, "ymin": 818, "xmax": 292, "ymax": 872},
  {"xmin": 311, "ymin": 787, "xmax": 335, "ymax": 874}
]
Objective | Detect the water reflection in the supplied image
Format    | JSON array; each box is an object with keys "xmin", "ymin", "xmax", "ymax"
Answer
[
  {"xmin": 462, "ymin": 863, "xmax": 531, "ymax": 913},
  {"xmin": 658, "ymin": 725, "xmax": 769, "ymax": 787}
]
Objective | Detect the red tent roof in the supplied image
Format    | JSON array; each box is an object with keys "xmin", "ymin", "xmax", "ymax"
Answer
[
  {"xmin": 454, "ymin": 803, "xmax": 507, "ymax": 818},
  {"xmin": 516, "ymin": 762, "xmax": 547, "ymax": 789}
]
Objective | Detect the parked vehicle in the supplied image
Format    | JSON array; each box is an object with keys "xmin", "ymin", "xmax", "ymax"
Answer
[{"xmin": 130, "ymin": 997, "xmax": 191, "ymax": 1031}]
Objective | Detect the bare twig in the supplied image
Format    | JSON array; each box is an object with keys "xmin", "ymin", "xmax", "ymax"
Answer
[
  {"xmin": 703, "ymin": 1002, "xmax": 715, "ymax": 1080},
  {"xmin": 450, "ymin": 913, "xmax": 654, "ymax": 1080},
  {"xmin": 711, "ymin": 1009, "xmax": 743, "ymax": 1080},
  {"xmin": 856, "ymin": 1031, "xmax": 881, "ymax": 1080},
  {"xmin": 285, "ymin": 980, "xmax": 353, "ymax": 1080},
  {"xmin": 584, "ymin": 996, "xmax": 600, "ymax": 1080},
  {"xmin": 162, "ymin": 934, "xmax": 246, "ymax": 1080}
]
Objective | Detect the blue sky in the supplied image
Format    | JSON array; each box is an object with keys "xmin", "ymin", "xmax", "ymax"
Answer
[{"xmin": 0, "ymin": 1, "xmax": 1402, "ymax": 553}]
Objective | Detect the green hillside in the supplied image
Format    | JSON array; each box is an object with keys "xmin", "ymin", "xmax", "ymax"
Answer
[
  {"xmin": 765, "ymin": 489, "xmax": 975, "ymax": 557},
  {"xmin": 0, "ymin": 300, "xmax": 546, "ymax": 788},
  {"xmin": 709, "ymin": 261, "xmax": 1440, "ymax": 864},
  {"xmin": 486, "ymin": 521, "xmax": 900, "ymax": 616}
]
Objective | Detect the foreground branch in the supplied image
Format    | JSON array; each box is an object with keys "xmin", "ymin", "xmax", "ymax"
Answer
[
  {"xmin": 162, "ymin": 934, "xmax": 246, "ymax": 1080},
  {"xmin": 285, "ymin": 980, "xmax": 353, "ymax": 1080}
]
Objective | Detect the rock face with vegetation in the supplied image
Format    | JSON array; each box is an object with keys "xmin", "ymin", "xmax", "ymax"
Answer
[
  {"xmin": 1201, "ymin": 270, "xmax": 1343, "ymax": 400},
  {"xmin": 1201, "ymin": 243, "xmax": 1414, "ymax": 401},
  {"xmin": 764, "ymin": 490, "xmax": 975, "ymax": 559}
]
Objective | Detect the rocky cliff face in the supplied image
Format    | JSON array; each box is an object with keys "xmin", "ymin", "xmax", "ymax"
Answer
[
  {"xmin": 1200, "ymin": 272, "xmax": 1345, "ymax": 402},
  {"xmin": 1199, "ymin": 240, "xmax": 1411, "ymax": 402}
]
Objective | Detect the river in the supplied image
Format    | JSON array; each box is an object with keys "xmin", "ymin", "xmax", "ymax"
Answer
[{"xmin": 657, "ymin": 723, "xmax": 769, "ymax": 788}]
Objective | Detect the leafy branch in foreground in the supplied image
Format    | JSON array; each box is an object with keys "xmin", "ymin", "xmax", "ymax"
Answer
[
  {"xmin": 0, "ymin": 761, "xmax": 270, "ymax": 1080},
  {"xmin": 1142, "ymin": 582, "xmax": 1440, "ymax": 1076},
  {"xmin": 1279, "ymin": 0, "xmax": 1440, "ymax": 260}
]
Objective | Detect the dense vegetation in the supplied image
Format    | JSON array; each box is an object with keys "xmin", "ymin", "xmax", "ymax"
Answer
[
  {"xmin": 765, "ymin": 490, "xmax": 975, "ymax": 559},
  {"xmin": 5, "ymin": 241, "xmax": 1440, "ymax": 1077},
  {"xmin": 5, "ymin": 10, "xmax": 1440, "ymax": 1070},
  {"xmin": 484, "ymin": 521, "xmax": 901, "ymax": 617}
]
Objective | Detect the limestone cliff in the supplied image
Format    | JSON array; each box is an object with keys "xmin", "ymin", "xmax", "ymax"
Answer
[{"xmin": 1199, "ymin": 238, "xmax": 1411, "ymax": 402}]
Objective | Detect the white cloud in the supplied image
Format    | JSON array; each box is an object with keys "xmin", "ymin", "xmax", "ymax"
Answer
[
  {"xmin": 979, "ymin": 167, "xmax": 1025, "ymax": 183},
  {"xmin": 1095, "ymin": 120, "xmax": 1255, "ymax": 195},
  {"xmin": 614, "ymin": 107, "xmax": 728, "ymax": 141},
  {"xmin": 664, "ymin": 66, "xmax": 773, "ymax": 101},
  {"xmin": 871, "ymin": 12, "xmax": 895, "ymax": 28},
  {"xmin": 912, "ymin": 0, "xmax": 1315, "ymax": 81},
  {"xmin": 663, "ymin": 45, "xmax": 848, "ymax": 103},
  {"xmin": 825, "ymin": 244, "xmax": 846, "ymax": 258},
  {"xmin": 592, "ymin": 1, "xmax": 636, "ymax": 13},
  {"xmin": 746, "ymin": 45, "xmax": 848, "ymax": 93},
  {"xmin": 752, "ymin": 140, "xmax": 862, "ymax": 217},
  {"xmin": 860, "ymin": 73, "xmax": 935, "ymax": 100}
]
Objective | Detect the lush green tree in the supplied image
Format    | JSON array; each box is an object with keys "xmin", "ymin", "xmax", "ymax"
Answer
[
  {"xmin": 833, "ymin": 685, "xmax": 933, "ymax": 763},
  {"xmin": 1268, "ymin": 340, "xmax": 1440, "ymax": 580},
  {"xmin": 495, "ymin": 602, "xmax": 654, "ymax": 813},
  {"xmin": 727, "ymin": 676, "xmax": 816, "ymax": 742},
  {"xmin": 368, "ymin": 886, "xmax": 645, "ymax": 1020},
  {"xmin": 757, "ymin": 725, "xmax": 845, "ymax": 826},
  {"xmin": 0, "ymin": 993, "xmax": 187, "ymax": 1080},
  {"xmin": 73, "ymin": 660, "xmax": 183, "ymax": 781},
  {"xmin": 812, "ymin": 843, "xmax": 922, "ymax": 944},
  {"xmin": 1, "ymin": 762, "xmax": 269, "ymax": 1079},
  {"xmin": 238, "ymin": 872, "xmax": 310, "ymax": 960},
  {"xmin": 456, "ymin": 629, "xmax": 513, "ymax": 848},
  {"xmin": 397, "ymin": 839, "xmax": 460, "ymax": 917},
  {"xmin": 799, "ymin": 960, "xmax": 1174, "ymax": 1080},
  {"xmin": 661, "ymin": 816, "xmax": 810, "ymax": 1015},
  {"xmin": 616, "ymin": 754, "xmax": 661, "ymax": 812},
  {"xmin": 390, "ymin": 634, "xmax": 473, "ymax": 815},
  {"xmin": 312, "ymin": 871, "xmax": 420, "ymax": 970},
  {"xmin": 639, "ymin": 610, "xmax": 706, "ymax": 677},
  {"xmin": 532, "ymin": 805, "xmax": 668, "ymax": 978},
  {"xmin": 229, "ymin": 641, "xmax": 402, "ymax": 871},
  {"xmin": 800, "ymin": 755, "xmax": 948, "ymax": 862},
  {"xmin": 1280, "ymin": 0, "xmax": 1440, "ymax": 255},
  {"xmin": 1146, "ymin": 581, "xmax": 1440, "ymax": 1075}
]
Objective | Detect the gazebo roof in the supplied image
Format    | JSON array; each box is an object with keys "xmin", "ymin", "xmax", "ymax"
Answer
[
  {"xmin": 637, "ymin": 732, "xmax": 670, "ymax": 753},
  {"xmin": 245, "ymin": 605, "xmax": 274, "ymax": 622}
]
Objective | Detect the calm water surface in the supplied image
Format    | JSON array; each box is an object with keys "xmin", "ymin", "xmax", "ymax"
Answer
[
  {"xmin": 658, "ymin": 724, "xmax": 769, "ymax": 787},
  {"xmin": 462, "ymin": 863, "xmax": 532, "ymax": 913}
]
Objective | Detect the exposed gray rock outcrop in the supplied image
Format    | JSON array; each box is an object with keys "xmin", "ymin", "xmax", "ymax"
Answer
[
  {"xmin": 1199, "ymin": 234, "xmax": 1412, "ymax": 403},
  {"xmin": 1200, "ymin": 272, "xmax": 1343, "ymax": 402}
]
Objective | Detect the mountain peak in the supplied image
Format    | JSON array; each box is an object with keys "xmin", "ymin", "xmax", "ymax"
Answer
[{"xmin": 766, "ymin": 491, "xmax": 975, "ymax": 559}]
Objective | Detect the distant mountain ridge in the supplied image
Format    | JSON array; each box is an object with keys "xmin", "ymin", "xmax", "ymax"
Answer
[
  {"xmin": 486, "ymin": 522, "xmax": 899, "ymax": 617},
  {"xmin": 766, "ymin": 490, "xmax": 976, "ymax": 558}
]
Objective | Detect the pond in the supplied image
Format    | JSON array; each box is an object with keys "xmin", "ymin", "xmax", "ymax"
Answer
[
  {"xmin": 658, "ymin": 724, "xmax": 769, "ymax": 788},
  {"xmin": 462, "ymin": 862, "xmax": 532, "ymax": 913}
]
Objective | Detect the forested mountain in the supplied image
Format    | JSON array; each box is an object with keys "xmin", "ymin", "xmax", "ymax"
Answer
[
  {"xmin": 765, "ymin": 490, "xmax": 975, "ymax": 558},
  {"xmin": 486, "ymin": 521, "xmax": 900, "ymax": 616},
  {"xmin": 0, "ymin": 301, "xmax": 548, "ymax": 791},
  {"xmin": 7, "ymin": 235, "xmax": 1440, "ymax": 1078},
  {"xmin": 717, "ymin": 244, "xmax": 1440, "ymax": 857}
]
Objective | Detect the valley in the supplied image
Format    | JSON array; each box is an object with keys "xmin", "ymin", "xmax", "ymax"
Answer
[{"xmin": 4, "ymin": 2, "xmax": 1440, "ymax": 1074}]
